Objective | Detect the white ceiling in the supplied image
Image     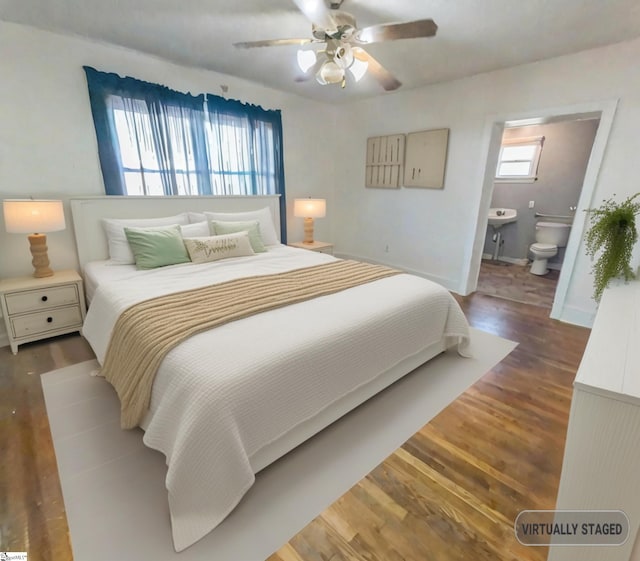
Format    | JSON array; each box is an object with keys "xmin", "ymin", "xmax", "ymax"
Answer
[{"xmin": 2, "ymin": 0, "xmax": 639, "ymax": 103}]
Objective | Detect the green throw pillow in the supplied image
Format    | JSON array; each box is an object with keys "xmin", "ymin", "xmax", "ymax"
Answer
[
  {"xmin": 209, "ymin": 220, "xmax": 266, "ymax": 253},
  {"xmin": 124, "ymin": 225, "xmax": 190, "ymax": 269}
]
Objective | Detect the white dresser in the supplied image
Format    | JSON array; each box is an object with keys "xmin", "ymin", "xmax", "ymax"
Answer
[{"xmin": 550, "ymin": 281, "xmax": 640, "ymax": 561}]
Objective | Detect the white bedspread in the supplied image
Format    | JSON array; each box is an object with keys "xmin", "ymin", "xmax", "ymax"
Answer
[{"xmin": 82, "ymin": 245, "xmax": 470, "ymax": 551}]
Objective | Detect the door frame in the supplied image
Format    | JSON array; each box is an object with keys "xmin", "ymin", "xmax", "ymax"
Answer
[{"xmin": 461, "ymin": 98, "xmax": 618, "ymax": 326}]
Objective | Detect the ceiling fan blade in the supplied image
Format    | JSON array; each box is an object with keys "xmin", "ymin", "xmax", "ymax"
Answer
[
  {"xmin": 353, "ymin": 48, "xmax": 401, "ymax": 91},
  {"xmin": 356, "ymin": 19, "xmax": 437, "ymax": 44},
  {"xmin": 291, "ymin": 0, "xmax": 337, "ymax": 31},
  {"xmin": 233, "ymin": 38, "xmax": 314, "ymax": 49}
]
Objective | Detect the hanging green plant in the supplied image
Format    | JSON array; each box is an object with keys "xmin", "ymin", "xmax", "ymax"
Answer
[{"xmin": 584, "ymin": 192, "xmax": 640, "ymax": 301}]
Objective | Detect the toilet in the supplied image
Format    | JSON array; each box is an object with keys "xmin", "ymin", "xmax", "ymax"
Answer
[{"xmin": 529, "ymin": 221, "xmax": 571, "ymax": 275}]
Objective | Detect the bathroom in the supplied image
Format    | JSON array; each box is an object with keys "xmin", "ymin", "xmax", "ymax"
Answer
[{"xmin": 478, "ymin": 117, "xmax": 600, "ymax": 308}]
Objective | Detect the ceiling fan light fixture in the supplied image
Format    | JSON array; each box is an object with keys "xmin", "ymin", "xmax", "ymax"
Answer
[
  {"xmin": 236, "ymin": 1, "xmax": 435, "ymax": 92},
  {"xmin": 297, "ymin": 49, "xmax": 317, "ymax": 73},
  {"xmin": 316, "ymin": 60, "xmax": 344, "ymax": 85},
  {"xmin": 348, "ymin": 56, "xmax": 368, "ymax": 82},
  {"xmin": 333, "ymin": 43, "xmax": 354, "ymax": 69}
]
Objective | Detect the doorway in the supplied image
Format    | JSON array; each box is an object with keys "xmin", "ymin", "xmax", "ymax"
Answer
[
  {"xmin": 462, "ymin": 99, "xmax": 618, "ymax": 325},
  {"xmin": 477, "ymin": 117, "xmax": 600, "ymax": 309}
]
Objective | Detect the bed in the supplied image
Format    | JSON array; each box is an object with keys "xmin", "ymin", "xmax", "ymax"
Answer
[{"xmin": 70, "ymin": 195, "xmax": 471, "ymax": 552}]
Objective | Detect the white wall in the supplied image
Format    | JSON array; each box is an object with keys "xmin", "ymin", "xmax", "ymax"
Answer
[
  {"xmin": 331, "ymin": 37, "xmax": 640, "ymax": 325},
  {"xmin": 0, "ymin": 21, "xmax": 338, "ymax": 346},
  {"xmin": 2, "ymin": 20, "xmax": 639, "ymax": 349}
]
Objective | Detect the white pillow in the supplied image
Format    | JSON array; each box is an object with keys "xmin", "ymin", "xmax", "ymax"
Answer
[
  {"xmin": 204, "ymin": 207, "xmax": 279, "ymax": 246},
  {"xmin": 187, "ymin": 212, "xmax": 207, "ymax": 223},
  {"xmin": 183, "ymin": 231, "xmax": 255, "ymax": 264},
  {"xmin": 102, "ymin": 213, "xmax": 189, "ymax": 264},
  {"xmin": 180, "ymin": 221, "xmax": 210, "ymax": 237}
]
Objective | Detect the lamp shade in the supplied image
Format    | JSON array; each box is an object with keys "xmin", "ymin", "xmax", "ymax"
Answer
[
  {"xmin": 294, "ymin": 198, "xmax": 326, "ymax": 218},
  {"xmin": 3, "ymin": 199, "xmax": 66, "ymax": 234},
  {"xmin": 334, "ymin": 43, "xmax": 354, "ymax": 69},
  {"xmin": 297, "ymin": 49, "xmax": 317, "ymax": 73},
  {"xmin": 348, "ymin": 56, "xmax": 369, "ymax": 82},
  {"xmin": 316, "ymin": 61, "xmax": 344, "ymax": 85}
]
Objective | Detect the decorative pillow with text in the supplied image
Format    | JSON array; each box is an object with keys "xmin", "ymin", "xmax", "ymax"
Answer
[{"xmin": 183, "ymin": 231, "xmax": 255, "ymax": 264}]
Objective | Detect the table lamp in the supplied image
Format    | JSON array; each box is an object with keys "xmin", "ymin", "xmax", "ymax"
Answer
[
  {"xmin": 293, "ymin": 198, "xmax": 326, "ymax": 244},
  {"xmin": 3, "ymin": 199, "xmax": 66, "ymax": 278}
]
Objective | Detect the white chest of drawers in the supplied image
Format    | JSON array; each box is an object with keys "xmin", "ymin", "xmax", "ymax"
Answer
[
  {"xmin": 0, "ymin": 270, "xmax": 86, "ymax": 354},
  {"xmin": 550, "ymin": 281, "xmax": 640, "ymax": 561}
]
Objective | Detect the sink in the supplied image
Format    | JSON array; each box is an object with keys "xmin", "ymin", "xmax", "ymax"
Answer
[{"xmin": 488, "ymin": 208, "xmax": 518, "ymax": 227}]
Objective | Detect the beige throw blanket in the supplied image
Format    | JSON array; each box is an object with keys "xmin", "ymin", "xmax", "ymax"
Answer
[{"xmin": 102, "ymin": 260, "xmax": 401, "ymax": 428}]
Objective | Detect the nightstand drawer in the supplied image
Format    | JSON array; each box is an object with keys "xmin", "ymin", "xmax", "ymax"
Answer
[
  {"xmin": 5, "ymin": 285, "xmax": 79, "ymax": 315},
  {"xmin": 315, "ymin": 246, "xmax": 333, "ymax": 254},
  {"xmin": 11, "ymin": 306, "xmax": 83, "ymax": 339}
]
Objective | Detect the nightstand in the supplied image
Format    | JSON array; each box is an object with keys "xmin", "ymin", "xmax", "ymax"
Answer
[
  {"xmin": 0, "ymin": 270, "xmax": 87, "ymax": 354},
  {"xmin": 288, "ymin": 241, "xmax": 334, "ymax": 255}
]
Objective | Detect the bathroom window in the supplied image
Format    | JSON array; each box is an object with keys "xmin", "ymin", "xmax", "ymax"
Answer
[{"xmin": 495, "ymin": 136, "xmax": 544, "ymax": 182}]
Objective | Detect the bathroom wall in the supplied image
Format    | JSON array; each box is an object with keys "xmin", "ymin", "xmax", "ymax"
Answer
[{"xmin": 483, "ymin": 118, "xmax": 600, "ymax": 266}]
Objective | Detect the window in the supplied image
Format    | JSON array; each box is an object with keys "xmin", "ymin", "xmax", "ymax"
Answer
[
  {"xmin": 495, "ymin": 136, "xmax": 544, "ymax": 182},
  {"xmin": 83, "ymin": 66, "xmax": 286, "ymax": 224},
  {"xmin": 204, "ymin": 107, "xmax": 280, "ymax": 196},
  {"xmin": 110, "ymin": 98, "xmax": 201, "ymax": 196}
]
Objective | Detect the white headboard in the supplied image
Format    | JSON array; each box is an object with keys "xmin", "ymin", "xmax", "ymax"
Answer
[{"xmin": 70, "ymin": 195, "xmax": 281, "ymax": 271}]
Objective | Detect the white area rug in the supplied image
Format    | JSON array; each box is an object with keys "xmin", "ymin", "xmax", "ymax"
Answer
[{"xmin": 42, "ymin": 327, "xmax": 515, "ymax": 561}]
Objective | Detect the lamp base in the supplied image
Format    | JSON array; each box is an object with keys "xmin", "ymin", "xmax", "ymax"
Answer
[
  {"xmin": 303, "ymin": 217, "xmax": 315, "ymax": 244},
  {"xmin": 28, "ymin": 233, "xmax": 54, "ymax": 278}
]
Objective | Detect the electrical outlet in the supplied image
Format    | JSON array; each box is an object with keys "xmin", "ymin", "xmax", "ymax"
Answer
[{"xmin": 529, "ymin": 201, "xmax": 535, "ymax": 209}]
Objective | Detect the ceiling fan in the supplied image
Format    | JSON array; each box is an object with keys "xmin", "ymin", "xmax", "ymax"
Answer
[{"xmin": 233, "ymin": 0, "xmax": 437, "ymax": 91}]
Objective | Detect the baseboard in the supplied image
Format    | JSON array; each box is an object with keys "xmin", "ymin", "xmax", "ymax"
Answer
[
  {"xmin": 336, "ymin": 252, "xmax": 459, "ymax": 293},
  {"xmin": 482, "ymin": 253, "xmax": 529, "ymax": 266},
  {"xmin": 553, "ymin": 305, "xmax": 595, "ymax": 328}
]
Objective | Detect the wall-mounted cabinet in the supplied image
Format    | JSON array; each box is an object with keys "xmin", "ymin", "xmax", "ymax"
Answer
[
  {"xmin": 365, "ymin": 134, "xmax": 405, "ymax": 188},
  {"xmin": 403, "ymin": 128, "xmax": 449, "ymax": 189}
]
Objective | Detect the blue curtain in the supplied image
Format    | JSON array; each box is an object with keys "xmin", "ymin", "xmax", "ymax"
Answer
[
  {"xmin": 84, "ymin": 66, "xmax": 208, "ymax": 196},
  {"xmin": 84, "ymin": 66, "xmax": 287, "ymax": 241},
  {"xmin": 206, "ymin": 94, "xmax": 286, "ymax": 242}
]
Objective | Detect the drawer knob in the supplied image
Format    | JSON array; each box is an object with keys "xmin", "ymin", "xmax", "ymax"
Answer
[
  {"xmin": 47, "ymin": 317, "xmax": 53, "ymax": 323},
  {"xmin": 41, "ymin": 296, "xmax": 48, "ymax": 302}
]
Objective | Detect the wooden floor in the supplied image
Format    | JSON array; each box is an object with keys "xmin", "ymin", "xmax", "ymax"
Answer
[
  {"xmin": 476, "ymin": 260, "xmax": 561, "ymax": 309},
  {"xmin": 0, "ymin": 292, "xmax": 590, "ymax": 561}
]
